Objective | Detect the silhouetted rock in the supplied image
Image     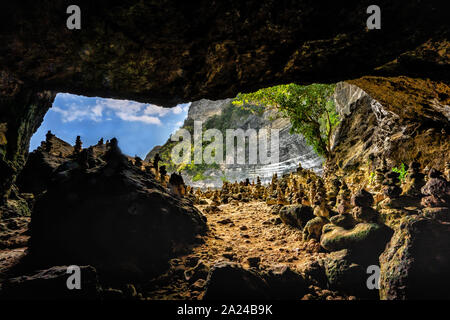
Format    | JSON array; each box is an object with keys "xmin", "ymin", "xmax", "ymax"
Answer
[
  {"xmin": 203, "ymin": 261, "xmax": 270, "ymax": 300},
  {"xmin": 29, "ymin": 143, "xmax": 207, "ymax": 280},
  {"xmin": 279, "ymin": 204, "xmax": 314, "ymax": 229},
  {"xmin": 263, "ymin": 265, "xmax": 308, "ymax": 299},
  {"xmin": 0, "ymin": 265, "xmax": 101, "ymax": 300}
]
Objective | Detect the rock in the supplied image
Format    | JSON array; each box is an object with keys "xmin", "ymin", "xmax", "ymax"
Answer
[
  {"xmin": 421, "ymin": 169, "xmax": 450, "ymax": 208},
  {"xmin": 203, "ymin": 261, "xmax": 270, "ymax": 300},
  {"xmin": 320, "ymin": 223, "xmax": 393, "ymax": 257},
  {"xmin": 351, "ymin": 189, "xmax": 374, "ymax": 208},
  {"xmin": 383, "ymin": 172, "xmax": 402, "ymax": 199},
  {"xmin": 402, "ymin": 161, "xmax": 426, "ymax": 197},
  {"xmin": 184, "ymin": 255, "xmax": 200, "ymax": 268},
  {"xmin": 0, "ymin": 198, "xmax": 31, "ymax": 219},
  {"xmin": 0, "ymin": 266, "xmax": 101, "ymax": 300},
  {"xmin": 279, "ymin": 204, "xmax": 314, "ymax": 229},
  {"xmin": 351, "ymin": 206, "xmax": 379, "ymax": 223},
  {"xmin": 29, "ymin": 145, "xmax": 207, "ymax": 279},
  {"xmin": 303, "ymin": 216, "xmax": 328, "ymax": 241},
  {"xmin": 222, "ymin": 253, "xmax": 235, "ymax": 260},
  {"xmin": 246, "ymin": 256, "xmax": 261, "ymax": 269},
  {"xmin": 191, "ymin": 279, "xmax": 206, "ymax": 291},
  {"xmin": 270, "ymin": 204, "xmax": 283, "ymax": 215},
  {"xmin": 298, "ymin": 260, "xmax": 327, "ymax": 288},
  {"xmin": 263, "ymin": 265, "xmax": 308, "ymax": 299},
  {"xmin": 323, "ymin": 250, "xmax": 375, "ymax": 298},
  {"xmin": 184, "ymin": 261, "xmax": 209, "ymax": 283},
  {"xmin": 329, "ymin": 213, "xmax": 356, "ymax": 229},
  {"xmin": 16, "ymin": 136, "xmax": 74, "ymax": 195},
  {"xmin": 217, "ymin": 218, "xmax": 233, "ymax": 225},
  {"xmin": 380, "ymin": 215, "xmax": 450, "ymax": 299}
]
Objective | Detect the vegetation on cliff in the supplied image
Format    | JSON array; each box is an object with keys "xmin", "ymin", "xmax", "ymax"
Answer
[
  {"xmin": 151, "ymin": 102, "xmax": 257, "ymax": 180},
  {"xmin": 233, "ymin": 83, "xmax": 339, "ymax": 159}
]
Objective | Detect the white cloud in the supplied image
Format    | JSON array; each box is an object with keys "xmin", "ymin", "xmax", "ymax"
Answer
[
  {"xmin": 143, "ymin": 104, "xmax": 171, "ymax": 117},
  {"xmin": 52, "ymin": 103, "xmax": 103, "ymax": 123},
  {"xmin": 115, "ymin": 111, "xmax": 162, "ymax": 125},
  {"xmin": 51, "ymin": 94, "xmax": 190, "ymax": 125},
  {"xmin": 171, "ymin": 105, "xmax": 183, "ymax": 114}
]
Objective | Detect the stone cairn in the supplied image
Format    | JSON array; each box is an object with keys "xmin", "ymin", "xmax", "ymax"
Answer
[
  {"xmin": 73, "ymin": 135, "xmax": 82, "ymax": 155},
  {"xmin": 45, "ymin": 130, "xmax": 54, "ymax": 152},
  {"xmin": 351, "ymin": 189, "xmax": 378, "ymax": 223},
  {"xmin": 402, "ymin": 161, "xmax": 426, "ymax": 197},
  {"xmin": 382, "ymin": 170, "xmax": 402, "ymax": 199},
  {"xmin": 326, "ymin": 176, "xmax": 341, "ymax": 208},
  {"xmin": 159, "ymin": 165, "xmax": 167, "ymax": 186},
  {"xmin": 134, "ymin": 156, "xmax": 143, "ymax": 169},
  {"xmin": 168, "ymin": 172, "xmax": 186, "ymax": 197},
  {"xmin": 312, "ymin": 179, "xmax": 330, "ymax": 218},
  {"xmin": 421, "ymin": 168, "xmax": 450, "ymax": 215},
  {"xmin": 336, "ymin": 180, "xmax": 351, "ymax": 215},
  {"xmin": 375, "ymin": 159, "xmax": 389, "ymax": 191}
]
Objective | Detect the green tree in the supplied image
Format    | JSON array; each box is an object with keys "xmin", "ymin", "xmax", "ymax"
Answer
[{"xmin": 233, "ymin": 83, "xmax": 339, "ymax": 159}]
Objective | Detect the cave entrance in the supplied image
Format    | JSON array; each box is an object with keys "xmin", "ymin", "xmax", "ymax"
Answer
[
  {"xmin": 16, "ymin": 93, "xmax": 190, "ymax": 196},
  {"xmin": 30, "ymin": 93, "xmax": 190, "ymax": 160}
]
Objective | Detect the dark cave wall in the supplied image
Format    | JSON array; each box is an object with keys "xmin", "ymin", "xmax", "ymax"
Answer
[
  {"xmin": 0, "ymin": 1, "xmax": 448, "ymax": 105},
  {"xmin": 0, "ymin": 1, "xmax": 448, "ymax": 204},
  {"xmin": 0, "ymin": 89, "xmax": 55, "ymax": 203}
]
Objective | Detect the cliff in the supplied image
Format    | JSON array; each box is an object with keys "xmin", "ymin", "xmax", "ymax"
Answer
[{"xmin": 146, "ymin": 99, "xmax": 323, "ymax": 188}]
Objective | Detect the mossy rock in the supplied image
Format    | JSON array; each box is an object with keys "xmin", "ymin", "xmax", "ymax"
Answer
[
  {"xmin": 380, "ymin": 215, "xmax": 450, "ymax": 300},
  {"xmin": 324, "ymin": 249, "xmax": 378, "ymax": 299},
  {"xmin": 320, "ymin": 222, "xmax": 393, "ymax": 258}
]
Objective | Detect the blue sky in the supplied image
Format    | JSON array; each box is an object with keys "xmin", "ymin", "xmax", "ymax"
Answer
[{"xmin": 30, "ymin": 93, "xmax": 190, "ymax": 158}]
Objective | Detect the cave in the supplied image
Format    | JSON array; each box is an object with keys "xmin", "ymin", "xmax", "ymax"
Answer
[{"xmin": 0, "ymin": 1, "xmax": 449, "ymax": 302}]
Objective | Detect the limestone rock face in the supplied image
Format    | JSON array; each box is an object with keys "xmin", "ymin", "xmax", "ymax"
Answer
[
  {"xmin": 330, "ymin": 81, "xmax": 450, "ymax": 176},
  {"xmin": 29, "ymin": 146, "xmax": 207, "ymax": 279},
  {"xmin": 379, "ymin": 215, "xmax": 450, "ymax": 300},
  {"xmin": 147, "ymin": 99, "xmax": 323, "ymax": 188}
]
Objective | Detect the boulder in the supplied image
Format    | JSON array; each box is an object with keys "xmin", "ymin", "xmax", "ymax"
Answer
[
  {"xmin": 29, "ymin": 146, "xmax": 207, "ymax": 280},
  {"xmin": 324, "ymin": 250, "xmax": 376, "ymax": 299},
  {"xmin": 203, "ymin": 261, "xmax": 270, "ymax": 300},
  {"xmin": 320, "ymin": 223, "xmax": 392, "ymax": 257},
  {"xmin": 263, "ymin": 265, "xmax": 308, "ymax": 299},
  {"xmin": 279, "ymin": 204, "xmax": 314, "ymax": 229},
  {"xmin": 303, "ymin": 216, "xmax": 328, "ymax": 241},
  {"xmin": 379, "ymin": 215, "xmax": 450, "ymax": 299},
  {"xmin": 0, "ymin": 265, "xmax": 101, "ymax": 300}
]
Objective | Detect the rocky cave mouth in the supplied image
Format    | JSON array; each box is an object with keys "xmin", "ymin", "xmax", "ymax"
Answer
[
  {"xmin": 28, "ymin": 92, "xmax": 192, "ymax": 161},
  {"xmin": 0, "ymin": 1, "xmax": 449, "ymax": 302}
]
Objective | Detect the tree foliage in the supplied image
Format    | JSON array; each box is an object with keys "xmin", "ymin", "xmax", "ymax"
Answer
[{"xmin": 233, "ymin": 83, "xmax": 339, "ymax": 158}]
